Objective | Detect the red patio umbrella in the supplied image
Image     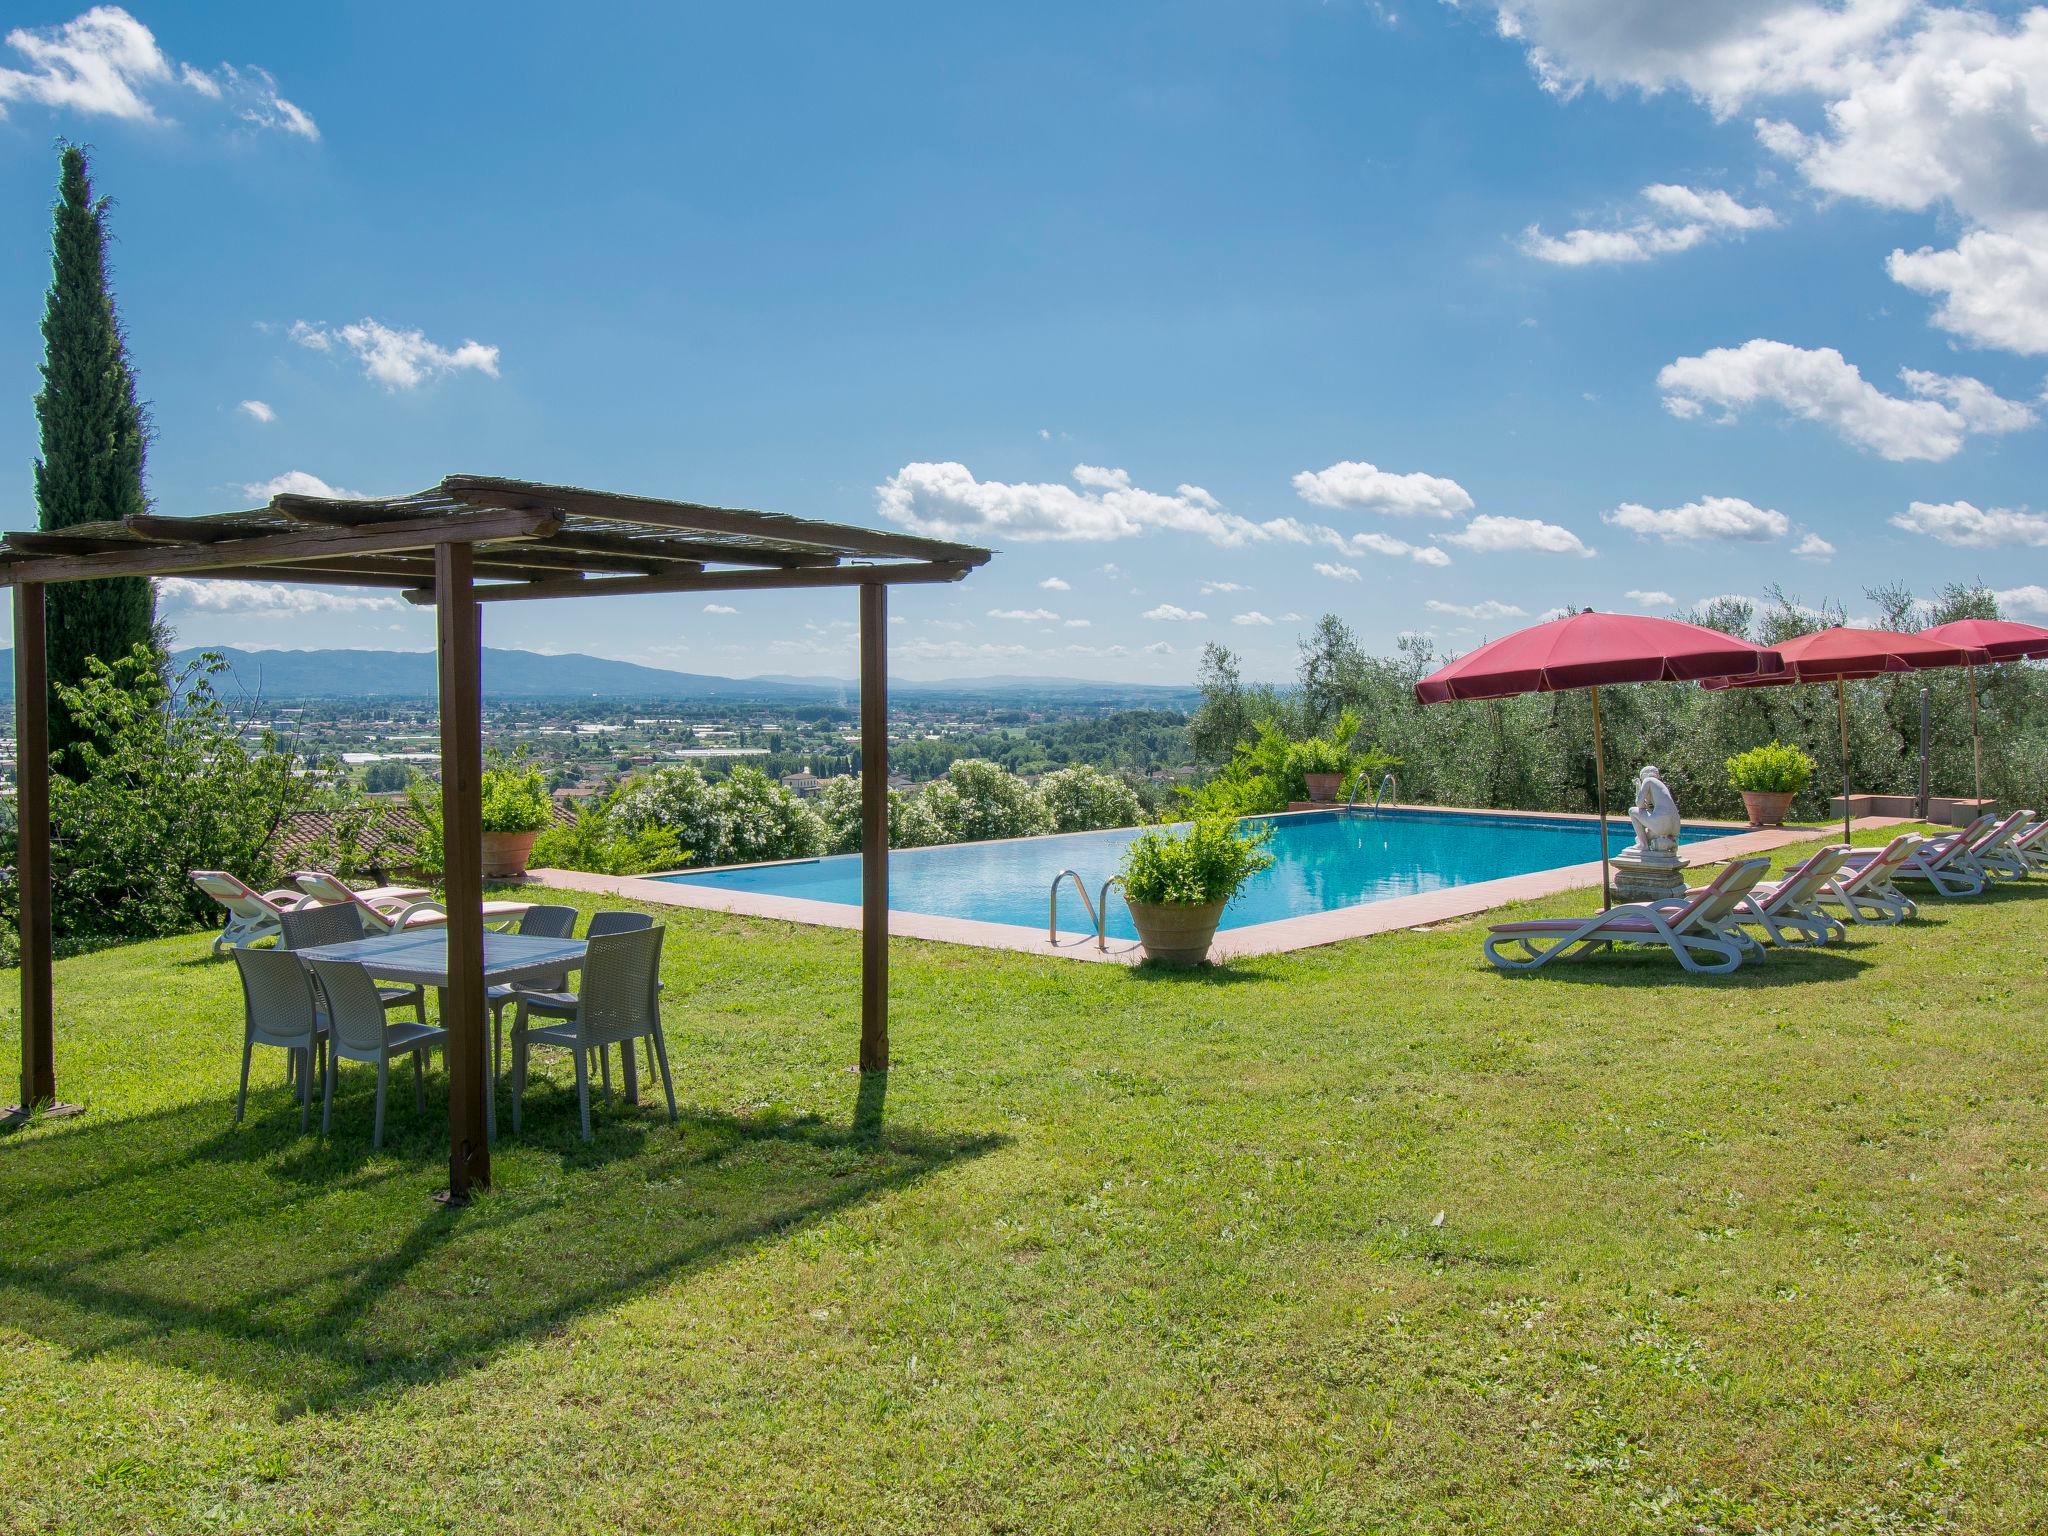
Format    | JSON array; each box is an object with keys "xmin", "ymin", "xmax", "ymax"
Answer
[
  {"xmin": 1415, "ymin": 610, "xmax": 1783, "ymax": 907},
  {"xmin": 1704, "ymin": 627, "xmax": 1978, "ymax": 842},
  {"xmin": 1918, "ymin": 619, "xmax": 2048, "ymax": 803}
]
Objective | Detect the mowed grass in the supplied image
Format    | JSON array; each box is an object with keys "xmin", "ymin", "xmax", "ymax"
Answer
[{"xmin": 3, "ymin": 828, "xmax": 2046, "ymax": 1534}]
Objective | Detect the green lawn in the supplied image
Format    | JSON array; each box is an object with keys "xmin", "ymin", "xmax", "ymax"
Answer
[{"xmin": 3, "ymin": 829, "xmax": 2046, "ymax": 1534}]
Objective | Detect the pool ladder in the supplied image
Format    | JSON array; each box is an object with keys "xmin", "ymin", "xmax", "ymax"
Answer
[
  {"xmin": 1049, "ymin": 868, "xmax": 1125, "ymax": 951},
  {"xmin": 1347, "ymin": 771, "xmax": 1399, "ymax": 816}
]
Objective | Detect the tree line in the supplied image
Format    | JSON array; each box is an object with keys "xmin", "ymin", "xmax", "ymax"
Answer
[{"xmin": 1190, "ymin": 587, "xmax": 2048, "ymax": 825}]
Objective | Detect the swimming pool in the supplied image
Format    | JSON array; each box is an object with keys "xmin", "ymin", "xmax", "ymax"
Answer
[{"xmin": 656, "ymin": 809, "xmax": 1727, "ymax": 942}]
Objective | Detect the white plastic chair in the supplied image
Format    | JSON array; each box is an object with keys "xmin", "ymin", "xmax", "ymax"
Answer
[
  {"xmin": 304, "ymin": 958, "xmax": 450, "ymax": 1148},
  {"xmin": 231, "ymin": 946, "xmax": 328, "ymax": 1132},
  {"xmin": 510, "ymin": 924, "xmax": 675, "ymax": 1142},
  {"xmin": 278, "ymin": 902, "xmax": 429, "ymax": 1025}
]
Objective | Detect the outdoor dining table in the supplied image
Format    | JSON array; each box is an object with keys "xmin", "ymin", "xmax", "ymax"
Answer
[{"xmin": 293, "ymin": 928, "xmax": 588, "ymax": 1142}]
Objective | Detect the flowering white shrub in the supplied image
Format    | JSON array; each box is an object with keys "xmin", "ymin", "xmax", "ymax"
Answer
[
  {"xmin": 612, "ymin": 764, "xmax": 824, "ymax": 867},
  {"xmin": 1037, "ymin": 764, "xmax": 1145, "ymax": 834}
]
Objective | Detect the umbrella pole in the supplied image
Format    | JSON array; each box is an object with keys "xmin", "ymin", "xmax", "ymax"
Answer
[
  {"xmin": 1968, "ymin": 661, "xmax": 1983, "ymax": 806},
  {"xmin": 1837, "ymin": 677, "xmax": 1851, "ymax": 845},
  {"xmin": 1591, "ymin": 684, "xmax": 1611, "ymax": 909}
]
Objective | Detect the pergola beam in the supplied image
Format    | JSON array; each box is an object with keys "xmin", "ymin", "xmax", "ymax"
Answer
[
  {"xmin": 442, "ymin": 476, "xmax": 988, "ymax": 566},
  {"xmin": 543, "ymin": 527, "xmax": 836, "ymax": 570},
  {"xmin": 404, "ymin": 559, "xmax": 975, "ymax": 605},
  {"xmin": 0, "ymin": 506, "xmax": 561, "ymax": 585}
]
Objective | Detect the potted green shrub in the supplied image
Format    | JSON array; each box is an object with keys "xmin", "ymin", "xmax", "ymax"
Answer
[
  {"xmin": 1725, "ymin": 740, "xmax": 1816, "ymax": 828},
  {"xmin": 1116, "ymin": 816, "xmax": 1274, "ymax": 966},
  {"xmin": 479, "ymin": 757, "xmax": 556, "ymax": 876},
  {"xmin": 1290, "ymin": 735, "xmax": 1352, "ymax": 803}
]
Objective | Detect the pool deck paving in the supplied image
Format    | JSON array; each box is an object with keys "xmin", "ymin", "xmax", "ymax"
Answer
[{"xmin": 533, "ymin": 808, "xmax": 1913, "ymax": 964}]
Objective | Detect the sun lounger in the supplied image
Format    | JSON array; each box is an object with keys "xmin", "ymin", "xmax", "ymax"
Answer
[
  {"xmin": 292, "ymin": 869, "xmax": 534, "ymax": 932},
  {"xmin": 1483, "ymin": 857, "xmax": 1772, "ymax": 974},
  {"xmin": 1959, "ymin": 808, "xmax": 2036, "ymax": 883},
  {"xmin": 1727, "ymin": 845, "xmax": 1852, "ymax": 947},
  {"xmin": 2013, "ymin": 818, "xmax": 2048, "ymax": 874},
  {"xmin": 1838, "ymin": 815, "xmax": 1994, "ymax": 898},
  {"xmin": 190, "ymin": 870, "xmax": 313, "ymax": 954},
  {"xmin": 1814, "ymin": 833, "xmax": 1921, "ymax": 925}
]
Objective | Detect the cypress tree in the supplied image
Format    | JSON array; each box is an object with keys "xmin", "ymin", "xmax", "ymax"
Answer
[{"xmin": 33, "ymin": 144, "xmax": 157, "ymax": 755}]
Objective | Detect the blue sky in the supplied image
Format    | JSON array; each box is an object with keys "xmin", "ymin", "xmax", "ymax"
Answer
[{"xmin": 2, "ymin": 1, "xmax": 2045, "ymax": 681}]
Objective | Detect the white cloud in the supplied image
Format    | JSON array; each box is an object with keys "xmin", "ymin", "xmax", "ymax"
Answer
[
  {"xmin": 1994, "ymin": 583, "xmax": 2048, "ymax": 616},
  {"xmin": 290, "ymin": 319, "xmax": 500, "ymax": 390},
  {"xmin": 1477, "ymin": 0, "xmax": 1930, "ymax": 115},
  {"xmin": 1292, "ymin": 460, "xmax": 1475, "ymax": 518},
  {"xmin": 1038, "ymin": 576, "xmax": 1071, "ymax": 590},
  {"xmin": 1521, "ymin": 181, "xmax": 1776, "ymax": 266},
  {"xmin": 0, "ymin": 7, "xmax": 316, "ymax": 138},
  {"xmin": 1314, "ymin": 562, "xmax": 1362, "ymax": 581},
  {"xmin": 156, "ymin": 577, "xmax": 399, "ymax": 616},
  {"xmin": 237, "ymin": 399, "xmax": 275, "ymax": 424},
  {"xmin": 987, "ymin": 607, "xmax": 1061, "ymax": 622},
  {"xmin": 1482, "ymin": 3, "xmax": 2048, "ymax": 359},
  {"xmin": 1424, "ymin": 598, "xmax": 1529, "ymax": 621},
  {"xmin": 1889, "ymin": 499, "xmax": 2048, "ymax": 547},
  {"xmin": 1144, "ymin": 604, "xmax": 1208, "ymax": 621},
  {"xmin": 241, "ymin": 470, "xmax": 366, "ymax": 502},
  {"xmin": 1439, "ymin": 514, "xmax": 1594, "ymax": 557},
  {"xmin": 1064, "ymin": 618, "xmax": 1092, "ymax": 628},
  {"xmin": 879, "ymin": 462, "xmax": 1288, "ymax": 546},
  {"xmin": 1656, "ymin": 339, "xmax": 2035, "ymax": 460},
  {"xmin": 1889, "ymin": 232, "xmax": 2048, "ymax": 355},
  {"xmin": 1625, "ymin": 589, "xmax": 1676, "ymax": 607},
  {"xmin": 880, "ymin": 461, "xmax": 1454, "ymax": 564},
  {"xmin": 1201, "ymin": 580, "xmax": 1247, "ymax": 594},
  {"xmin": 1142, "ymin": 640, "xmax": 1177, "ymax": 655},
  {"xmin": 703, "ymin": 603, "xmax": 737, "ymax": 614},
  {"xmin": 1793, "ymin": 532, "xmax": 1836, "ymax": 561},
  {"xmin": 1232, "ymin": 611, "xmax": 1275, "ymax": 626},
  {"xmin": 1604, "ymin": 495, "xmax": 1790, "ymax": 542}
]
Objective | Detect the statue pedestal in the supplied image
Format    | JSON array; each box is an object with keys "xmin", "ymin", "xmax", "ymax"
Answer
[{"xmin": 1610, "ymin": 847, "xmax": 1686, "ymax": 903}]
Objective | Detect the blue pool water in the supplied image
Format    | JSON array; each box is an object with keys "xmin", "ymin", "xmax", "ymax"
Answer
[{"xmin": 658, "ymin": 809, "xmax": 1726, "ymax": 941}]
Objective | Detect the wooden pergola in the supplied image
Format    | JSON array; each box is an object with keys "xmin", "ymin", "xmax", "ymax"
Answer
[{"xmin": 2, "ymin": 475, "xmax": 991, "ymax": 1199}]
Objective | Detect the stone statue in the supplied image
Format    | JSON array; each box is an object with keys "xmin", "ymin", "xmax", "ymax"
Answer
[{"xmin": 1627, "ymin": 765, "xmax": 1681, "ymax": 857}]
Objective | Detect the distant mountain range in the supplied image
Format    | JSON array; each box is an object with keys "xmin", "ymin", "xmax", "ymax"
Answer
[{"xmin": 0, "ymin": 647, "xmax": 1198, "ymax": 706}]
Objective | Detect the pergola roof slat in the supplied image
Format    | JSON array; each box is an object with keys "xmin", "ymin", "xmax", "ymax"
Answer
[
  {"xmin": 441, "ymin": 475, "xmax": 989, "ymax": 567},
  {"xmin": 0, "ymin": 473, "xmax": 990, "ymax": 591}
]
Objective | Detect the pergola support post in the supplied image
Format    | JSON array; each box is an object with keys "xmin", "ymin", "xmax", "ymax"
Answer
[
  {"xmin": 435, "ymin": 542, "xmax": 489, "ymax": 1199},
  {"xmin": 7, "ymin": 583, "xmax": 70, "ymax": 1123},
  {"xmin": 859, "ymin": 581, "xmax": 888, "ymax": 1074}
]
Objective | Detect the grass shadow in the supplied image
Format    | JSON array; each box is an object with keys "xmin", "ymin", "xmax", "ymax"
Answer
[
  {"xmin": 1121, "ymin": 958, "xmax": 1282, "ymax": 985},
  {"xmin": 0, "ymin": 1071, "xmax": 1001, "ymax": 1415},
  {"xmin": 1487, "ymin": 945, "xmax": 1874, "ymax": 987}
]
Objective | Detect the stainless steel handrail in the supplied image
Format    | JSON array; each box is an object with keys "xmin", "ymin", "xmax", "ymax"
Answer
[
  {"xmin": 1372, "ymin": 772, "xmax": 1398, "ymax": 815},
  {"xmin": 1347, "ymin": 771, "xmax": 1399, "ymax": 814},
  {"xmin": 1095, "ymin": 875, "xmax": 1126, "ymax": 952},
  {"xmin": 1049, "ymin": 868, "xmax": 1100, "ymax": 944}
]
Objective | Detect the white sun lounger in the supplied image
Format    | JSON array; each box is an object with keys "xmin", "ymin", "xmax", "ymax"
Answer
[
  {"xmin": 2013, "ymin": 818, "xmax": 2048, "ymax": 875},
  {"xmin": 1814, "ymin": 833, "xmax": 1922, "ymax": 925},
  {"xmin": 1727, "ymin": 845, "xmax": 1852, "ymax": 948},
  {"xmin": 1483, "ymin": 857, "xmax": 1772, "ymax": 974},
  {"xmin": 190, "ymin": 870, "xmax": 313, "ymax": 954},
  {"xmin": 292, "ymin": 869, "xmax": 534, "ymax": 932},
  {"xmin": 1959, "ymin": 808, "xmax": 2036, "ymax": 883},
  {"xmin": 1839, "ymin": 815, "xmax": 1994, "ymax": 898}
]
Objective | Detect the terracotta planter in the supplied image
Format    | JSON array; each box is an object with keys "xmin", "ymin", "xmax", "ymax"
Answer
[
  {"xmin": 1127, "ymin": 898, "xmax": 1227, "ymax": 966},
  {"xmin": 1739, "ymin": 789, "xmax": 1795, "ymax": 829},
  {"xmin": 1302, "ymin": 772, "xmax": 1344, "ymax": 804},
  {"xmin": 481, "ymin": 829, "xmax": 540, "ymax": 878}
]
